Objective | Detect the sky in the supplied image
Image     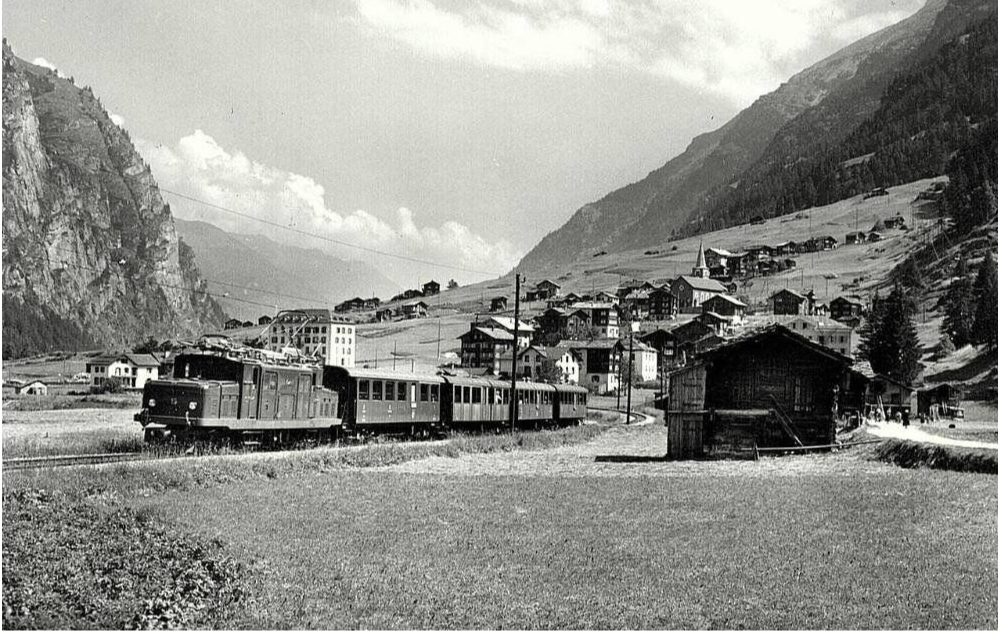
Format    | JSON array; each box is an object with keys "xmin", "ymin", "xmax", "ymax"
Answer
[{"xmin": 3, "ymin": 0, "xmax": 924, "ymax": 285}]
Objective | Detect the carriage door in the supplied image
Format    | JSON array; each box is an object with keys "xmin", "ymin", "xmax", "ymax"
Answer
[
  {"xmin": 242, "ymin": 367, "xmax": 259, "ymax": 419},
  {"xmin": 297, "ymin": 375, "xmax": 312, "ymax": 419},
  {"xmin": 259, "ymin": 371, "xmax": 278, "ymax": 419},
  {"xmin": 411, "ymin": 383, "xmax": 418, "ymax": 420}
]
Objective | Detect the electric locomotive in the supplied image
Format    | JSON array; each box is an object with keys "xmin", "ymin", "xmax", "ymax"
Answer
[{"xmin": 134, "ymin": 336, "xmax": 341, "ymax": 444}]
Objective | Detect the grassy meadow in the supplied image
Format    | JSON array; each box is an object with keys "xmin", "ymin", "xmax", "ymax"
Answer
[{"xmin": 4, "ymin": 421, "xmax": 998, "ymax": 629}]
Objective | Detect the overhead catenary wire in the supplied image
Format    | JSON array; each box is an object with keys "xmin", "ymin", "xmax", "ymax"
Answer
[{"xmin": 158, "ymin": 187, "xmax": 506, "ymax": 277}]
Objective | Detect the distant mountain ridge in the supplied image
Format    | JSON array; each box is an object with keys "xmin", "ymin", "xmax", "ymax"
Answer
[
  {"xmin": 174, "ymin": 219, "xmax": 398, "ymax": 322},
  {"xmin": 518, "ymin": 0, "xmax": 994, "ymax": 272},
  {"xmin": 2, "ymin": 41, "xmax": 224, "ymax": 358}
]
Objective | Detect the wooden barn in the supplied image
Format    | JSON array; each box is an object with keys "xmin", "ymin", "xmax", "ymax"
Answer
[{"xmin": 667, "ymin": 326, "xmax": 861, "ymax": 459}]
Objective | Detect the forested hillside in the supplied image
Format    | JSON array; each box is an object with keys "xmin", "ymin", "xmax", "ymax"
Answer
[{"xmin": 693, "ymin": 8, "xmax": 998, "ymax": 233}]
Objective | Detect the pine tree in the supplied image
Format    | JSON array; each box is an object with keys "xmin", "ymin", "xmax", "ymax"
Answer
[
  {"xmin": 971, "ymin": 250, "xmax": 998, "ymax": 350},
  {"xmin": 859, "ymin": 285, "xmax": 922, "ymax": 383},
  {"xmin": 941, "ymin": 257, "xmax": 976, "ymax": 347}
]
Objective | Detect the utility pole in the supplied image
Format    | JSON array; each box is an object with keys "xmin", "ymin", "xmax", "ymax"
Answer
[
  {"xmin": 509, "ymin": 273, "xmax": 521, "ymax": 432},
  {"xmin": 626, "ymin": 323, "xmax": 635, "ymax": 425}
]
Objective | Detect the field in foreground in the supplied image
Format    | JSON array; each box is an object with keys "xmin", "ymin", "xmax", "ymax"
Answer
[
  {"xmin": 138, "ymin": 427, "xmax": 997, "ymax": 630},
  {"xmin": 4, "ymin": 423, "xmax": 998, "ymax": 629}
]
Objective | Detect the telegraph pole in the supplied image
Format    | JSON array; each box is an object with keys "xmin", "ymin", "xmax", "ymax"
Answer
[
  {"xmin": 509, "ymin": 273, "xmax": 521, "ymax": 432},
  {"xmin": 626, "ymin": 323, "xmax": 635, "ymax": 425}
]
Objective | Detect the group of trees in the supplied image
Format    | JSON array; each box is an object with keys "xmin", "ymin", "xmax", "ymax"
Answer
[{"xmin": 941, "ymin": 251, "xmax": 998, "ymax": 351}]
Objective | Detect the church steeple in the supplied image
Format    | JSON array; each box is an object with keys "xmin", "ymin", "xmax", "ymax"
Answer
[{"xmin": 692, "ymin": 241, "xmax": 709, "ymax": 278}]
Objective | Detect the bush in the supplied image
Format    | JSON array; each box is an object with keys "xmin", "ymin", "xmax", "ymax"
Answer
[{"xmin": 90, "ymin": 376, "xmax": 124, "ymax": 394}]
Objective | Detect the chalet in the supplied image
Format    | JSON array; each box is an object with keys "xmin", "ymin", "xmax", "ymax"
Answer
[
  {"xmin": 863, "ymin": 187, "xmax": 889, "ymax": 199},
  {"xmin": 376, "ymin": 306, "xmax": 399, "ymax": 322},
  {"xmin": 867, "ymin": 373, "xmax": 915, "ymax": 418},
  {"xmin": 845, "ymin": 231, "xmax": 867, "ymax": 245},
  {"xmin": 648, "ymin": 287, "xmax": 677, "ymax": 320},
  {"xmin": 86, "ymin": 353, "xmax": 161, "ymax": 389},
  {"xmin": 335, "ymin": 297, "xmax": 366, "ymax": 313},
  {"xmin": 535, "ymin": 308, "xmax": 568, "ymax": 342},
  {"xmin": 401, "ymin": 300, "xmax": 429, "ymax": 319},
  {"xmin": 459, "ymin": 327, "xmax": 516, "ymax": 373},
  {"xmin": 14, "ymin": 380, "xmax": 48, "ymax": 395},
  {"xmin": 477, "ymin": 316, "xmax": 534, "ymax": 348},
  {"xmin": 672, "ymin": 276, "xmax": 728, "ymax": 312},
  {"xmin": 705, "ymin": 247, "xmax": 734, "ymax": 270},
  {"xmin": 362, "ymin": 297, "xmax": 381, "ymax": 310},
  {"xmin": 671, "ymin": 319, "xmax": 721, "ymax": 363},
  {"xmin": 534, "ymin": 279, "xmax": 562, "ymax": 300},
  {"xmin": 746, "ymin": 245, "xmax": 775, "ymax": 259},
  {"xmin": 489, "ymin": 296, "xmax": 508, "ymax": 312},
  {"xmin": 784, "ymin": 315, "xmax": 854, "ymax": 357},
  {"xmin": 830, "ymin": 296, "xmax": 864, "ymax": 324},
  {"xmin": 770, "ymin": 288, "xmax": 810, "ymax": 315},
  {"xmin": 775, "ymin": 241, "xmax": 800, "ymax": 256},
  {"xmin": 593, "ymin": 291, "xmax": 620, "ymax": 305},
  {"xmin": 258, "ymin": 315, "xmax": 273, "ymax": 325},
  {"xmin": 702, "ymin": 294, "xmax": 747, "ymax": 323},
  {"xmin": 525, "ymin": 290, "xmax": 540, "ymax": 302},
  {"xmin": 622, "ymin": 289, "xmax": 653, "ymax": 319},
  {"xmin": 667, "ymin": 326, "xmax": 862, "ymax": 459},
  {"xmin": 422, "ymin": 280, "xmax": 441, "ymax": 296},
  {"xmin": 561, "ymin": 292, "xmax": 583, "ymax": 306},
  {"xmin": 883, "ymin": 215, "xmax": 906, "ymax": 230},
  {"xmin": 224, "ymin": 318, "xmax": 244, "ymax": 330},
  {"xmin": 391, "ymin": 289, "xmax": 424, "ymax": 303},
  {"xmin": 916, "ymin": 383, "xmax": 962, "ymax": 418},
  {"xmin": 570, "ymin": 302, "xmax": 619, "ymax": 339},
  {"xmin": 241, "ymin": 321, "xmax": 254, "ymax": 328},
  {"xmin": 640, "ymin": 329, "xmax": 678, "ymax": 368},
  {"xmin": 558, "ymin": 339, "xmax": 621, "ymax": 395},
  {"xmin": 726, "ymin": 253, "xmax": 750, "ymax": 277},
  {"xmin": 868, "ymin": 231, "xmax": 884, "ymax": 242},
  {"xmin": 695, "ymin": 311, "xmax": 733, "ymax": 336},
  {"xmin": 497, "ymin": 345, "xmax": 581, "ymax": 384},
  {"xmin": 750, "ymin": 215, "xmax": 766, "ymax": 225}
]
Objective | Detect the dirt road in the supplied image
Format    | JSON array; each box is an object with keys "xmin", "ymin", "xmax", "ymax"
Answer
[{"xmin": 867, "ymin": 422, "xmax": 998, "ymax": 450}]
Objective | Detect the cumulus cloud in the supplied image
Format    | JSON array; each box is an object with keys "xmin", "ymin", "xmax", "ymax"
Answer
[
  {"xmin": 109, "ymin": 113, "xmax": 126, "ymax": 128},
  {"xmin": 136, "ymin": 130, "xmax": 521, "ymax": 283},
  {"xmin": 32, "ymin": 57, "xmax": 67, "ymax": 78},
  {"xmin": 352, "ymin": 0, "xmax": 922, "ymax": 106}
]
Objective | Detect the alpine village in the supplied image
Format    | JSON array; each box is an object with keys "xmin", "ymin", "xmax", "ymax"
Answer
[{"xmin": 3, "ymin": 1, "xmax": 998, "ymax": 629}]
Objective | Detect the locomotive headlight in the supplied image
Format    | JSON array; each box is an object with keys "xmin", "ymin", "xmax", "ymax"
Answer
[
  {"xmin": 188, "ymin": 401, "xmax": 198, "ymax": 410},
  {"xmin": 148, "ymin": 399, "xmax": 156, "ymax": 408}
]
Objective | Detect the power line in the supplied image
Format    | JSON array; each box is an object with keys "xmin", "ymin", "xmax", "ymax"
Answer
[{"xmin": 158, "ymin": 187, "xmax": 505, "ymax": 277}]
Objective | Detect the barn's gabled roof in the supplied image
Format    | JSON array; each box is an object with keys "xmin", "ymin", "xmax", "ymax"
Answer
[{"xmin": 697, "ymin": 325, "xmax": 853, "ymax": 367}]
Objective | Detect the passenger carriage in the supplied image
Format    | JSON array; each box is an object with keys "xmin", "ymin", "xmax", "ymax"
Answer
[
  {"xmin": 323, "ymin": 367, "xmax": 445, "ymax": 434},
  {"xmin": 553, "ymin": 384, "xmax": 588, "ymax": 425},
  {"xmin": 443, "ymin": 377, "xmax": 512, "ymax": 429}
]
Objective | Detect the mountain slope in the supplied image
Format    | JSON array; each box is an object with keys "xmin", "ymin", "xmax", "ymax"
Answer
[
  {"xmin": 174, "ymin": 219, "xmax": 398, "ymax": 322},
  {"xmin": 517, "ymin": 0, "xmax": 982, "ymax": 272},
  {"xmin": 2, "ymin": 41, "xmax": 224, "ymax": 358}
]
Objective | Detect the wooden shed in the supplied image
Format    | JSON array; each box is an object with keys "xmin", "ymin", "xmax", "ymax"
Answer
[{"xmin": 667, "ymin": 326, "xmax": 858, "ymax": 459}]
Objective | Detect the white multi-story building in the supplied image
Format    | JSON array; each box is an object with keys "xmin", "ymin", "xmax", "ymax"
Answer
[
  {"xmin": 783, "ymin": 315, "xmax": 854, "ymax": 358},
  {"xmin": 266, "ymin": 308, "xmax": 355, "ymax": 367}
]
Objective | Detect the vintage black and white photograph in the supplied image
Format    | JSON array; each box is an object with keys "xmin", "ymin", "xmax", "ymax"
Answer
[{"xmin": 2, "ymin": 0, "xmax": 998, "ymax": 628}]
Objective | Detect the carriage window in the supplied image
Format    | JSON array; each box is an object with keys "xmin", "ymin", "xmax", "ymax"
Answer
[
  {"xmin": 420, "ymin": 384, "xmax": 429, "ymax": 402},
  {"xmin": 372, "ymin": 381, "xmax": 383, "ymax": 401},
  {"xmin": 430, "ymin": 385, "xmax": 439, "ymax": 402},
  {"xmin": 397, "ymin": 382, "xmax": 406, "ymax": 400},
  {"xmin": 359, "ymin": 380, "xmax": 370, "ymax": 400},
  {"xmin": 385, "ymin": 381, "xmax": 395, "ymax": 401},
  {"xmin": 454, "ymin": 386, "xmax": 462, "ymax": 403},
  {"xmin": 472, "ymin": 388, "xmax": 482, "ymax": 404}
]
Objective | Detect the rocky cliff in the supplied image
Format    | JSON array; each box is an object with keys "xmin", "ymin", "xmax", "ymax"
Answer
[{"xmin": 2, "ymin": 41, "xmax": 224, "ymax": 358}]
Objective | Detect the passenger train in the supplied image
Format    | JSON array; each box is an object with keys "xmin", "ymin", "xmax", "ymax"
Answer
[{"xmin": 134, "ymin": 337, "xmax": 588, "ymax": 444}]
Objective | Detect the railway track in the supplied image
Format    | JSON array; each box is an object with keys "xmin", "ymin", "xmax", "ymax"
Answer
[{"xmin": 2, "ymin": 452, "xmax": 149, "ymax": 471}]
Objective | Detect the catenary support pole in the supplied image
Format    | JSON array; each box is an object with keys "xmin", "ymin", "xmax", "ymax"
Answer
[{"xmin": 509, "ymin": 273, "xmax": 521, "ymax": 432}]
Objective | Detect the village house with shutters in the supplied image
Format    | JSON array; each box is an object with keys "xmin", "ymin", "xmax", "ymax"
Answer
[
  {"xmin": 556, "ymin": 339, "xmax": 621, "ymax": 395},
  {"xmin": 267, "ymin": 308, "xmax": 356, "ymax": 367},
  {"xmin": 784, "ymin": 315, "xmax": 855, "ymax": 357},
  {"xmin": 86, "ymin": 353, "xmax": 162, "ymax": 389},
  {"xmin": 497, "ymin": 344, "xmax": 582, "ymax": 384}
]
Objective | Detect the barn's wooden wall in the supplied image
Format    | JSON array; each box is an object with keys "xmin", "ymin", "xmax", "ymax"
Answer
[{"xmin": 667, "ymin": 365, "xmax": 707, "ymax": 458}]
